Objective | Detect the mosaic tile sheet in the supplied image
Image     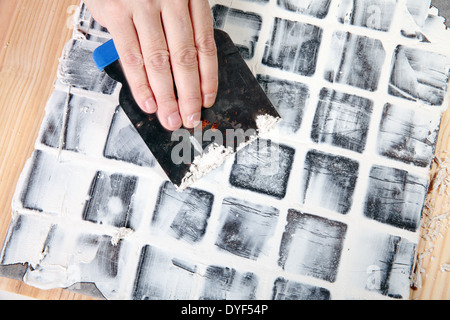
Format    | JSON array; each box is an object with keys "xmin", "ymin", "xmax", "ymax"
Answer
[{"xmin": 1, "ymin": 0, "xmax": 450, "ymax": 300}]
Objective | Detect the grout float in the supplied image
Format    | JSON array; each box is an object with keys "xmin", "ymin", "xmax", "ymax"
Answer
[{"xmin": 177, "ymin": 114, "xmax": 281, "ymax": 191}]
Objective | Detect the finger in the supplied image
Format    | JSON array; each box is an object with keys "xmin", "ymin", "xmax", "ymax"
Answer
[
  {"xmin": 105, "ymin": 15, "xmax": 157, "ymax": 114},
  {"xmin": 133, "ymin": 6, "xmax": 182, "ymax": 131},
  {"xmin": 189, "ymin": 0, "xmax": 218, "ymax": 108},
  {"xmin": 161, "ymin": 0, "xmax": 202, "ymax": 129}
]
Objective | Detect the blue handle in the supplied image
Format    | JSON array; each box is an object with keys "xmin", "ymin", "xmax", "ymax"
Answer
[{"xmin": 93, "ymin": 39, "xmax": 120, "ymax": 71}]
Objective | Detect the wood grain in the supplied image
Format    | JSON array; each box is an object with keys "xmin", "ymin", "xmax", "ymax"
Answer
[
  {"xmin": 410, "ymin": 90, "xmax": 450, "ymax": 300},
  {"xmin": 0, "ymin": 0, "xmax": 19, "ymax": 68},
  {"xmin": 0, "ymin": 0, "xmax": 95, "ymax": 300},
  {"xmin": 0, "ymin": 0, "xmax": 449, "ymax": 300}
]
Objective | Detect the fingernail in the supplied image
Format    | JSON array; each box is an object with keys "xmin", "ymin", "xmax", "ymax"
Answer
[
  {"xmin": 144, "ymin": 98, "xmax": 157, "ymax": 113},
  {"xmin": 168, "ymin": 112, "xmax": 182, "ymax": 129},
  {"xmin": 188, "ymin": 112, "xmax": 202, "ymax": 127},
  {"xmin": 203, "ymin": 93, "xmax": 216, "ymax": 108}
]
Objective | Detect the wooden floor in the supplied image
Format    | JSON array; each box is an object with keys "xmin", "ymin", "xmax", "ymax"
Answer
[
  {"xmin": 0, "ymin": 0, "xmax": 448, "ymax": 300},
  {"xmin": 0, "ymin": 0, "xmax": 94, "ymax": 300},
  {"xmin": 410, "ymin": 97, "xmax": 450, "ymax": 300}
]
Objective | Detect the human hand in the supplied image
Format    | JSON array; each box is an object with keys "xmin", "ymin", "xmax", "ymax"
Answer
[{"xmin": 84, "ymin": 0, "xmax": 218, "ymax": 130}]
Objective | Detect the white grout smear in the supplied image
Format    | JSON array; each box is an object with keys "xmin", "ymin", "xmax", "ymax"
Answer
[
  {"xmin": 177, "ymin": 114, "xmax": 281, "ymax": 191},
  {"xmin": 177, "ymin": 143, "xmax": 235, "ymax": 191},
  {"xmin": 256, "ymin": 114, "xmax": 282, "ymax": 135}
]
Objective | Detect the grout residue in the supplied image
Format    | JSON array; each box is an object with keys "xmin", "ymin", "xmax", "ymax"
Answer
[{"xmin": 177, "ymin": 114, "xmax": 281, "ymax": 191}]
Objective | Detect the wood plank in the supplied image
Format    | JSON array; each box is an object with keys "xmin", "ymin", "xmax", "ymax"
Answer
[
  {"xmin": 0, "ymin": 0, "xmax": 20, "ymax": 69},
  {"xmin": 410, "ymin": 89, "xmax": 450, "ymax": 300},
  {"xmin": 0, "ymin": 0, "xmax": 96, "ymax": 300}
]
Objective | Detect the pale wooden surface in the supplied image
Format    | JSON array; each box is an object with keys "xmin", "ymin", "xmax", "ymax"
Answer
[
  {"xmin": 0, "ymin": 0, "xmax": 448, "ymax": 300},
  {"xmin": 0, "ymin": 0, "xmax": 94, "ymax": 300},
  {"xmin": 410, "ymin": 90, "xmax": 450, "ymax": 300}
]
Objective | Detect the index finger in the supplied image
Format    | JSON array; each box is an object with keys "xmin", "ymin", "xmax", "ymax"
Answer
[{"xmin": 105, "ymin": 15, "xmax": 156, "ymax": 114}]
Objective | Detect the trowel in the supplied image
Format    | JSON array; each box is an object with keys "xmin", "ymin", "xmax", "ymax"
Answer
[{"xmin": 93, "ymin": 29, "xmax": 280, "ymax": 189}]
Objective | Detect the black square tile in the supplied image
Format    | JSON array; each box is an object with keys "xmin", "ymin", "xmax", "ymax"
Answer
[
  {"xmin": 277, "ymin": 0, "xmax": 332, "ymax": 18},
  {"xmin": 272, "ymin": 277, "xmax": 330, "ymax": 300},
  {"xmin": 257, "ymin": 75, "xmax": 310, "ymax": 134},
  {"xmin": 376, "ymin": 103, "xmax": 441, "ymax": 167},
  {"xmin": 364, "ymin": 165, "xmax": 428, "ymax": 231},
  {"xmin": 200, "ymin": 265, "xmax": 258, "ymax": 300},
  {"xmin": 20, "ymin": 150, "xmax": 92, "ymax": 215},
  {"xmin": 62, "ymin": 94, "xmax": 109, "ymax": 155},
  {"xmin": 401, "ymin": 1, "xmax": 431, "ymax": 39},
  {"xmin": 132, "ymin": 245, "xmax": 198, "ymax": 300},
  {"xmin": 40, "ymin": 92, "xmax": 110, "ymax": 156},
  {"xmin": 83, "ymin": 171, "xmax": 138, "ymax": 228},
  {"xmin": 278, "ymin": 210, "xmax": 347, "ymax": 282},
  {"xmin": 39, "ymin": 91, "xmax": 66, "ymax": 149},
  {"xmin": 212, "ymin": 5, "xmax": 263, "ymax": 59},
  {"xmin": 324, "ymin": 32, "xmax": 385, "ymax": 91},
  {"xmin": 215, "ymin": 197, "xmax": 279, "ymax": 260},
  {"xmin": 301, "ymin": 150, "xmax": 359, "ymax": 214},
  {"xmin": 262, "ymin": 18, "xmax": 323, "ymax": 76},
  {"xmin": 230, "ymin": 139, "xmax": 295, "ymax": 199},
  {"xmin": 312, "ymin": 88, "xmax": 373, "ymax": 153},
  {"xmin": 0, "ymin": 215, "xmax": 53, "ymax": 265},
  {"xmin": 337, "ymin": 0, "xmax": 397, "ymax": 31},
  {"xmin": 151, "ymin": 181, "xmax": 214, "ymax": 243},
  {"xmin": 346, "ymin": 230, "xmax": 416, "ymax": 299},
  {"xmin": 104, "ymin": 106, "xmax": 156, "ymax": 167},
  {"xmin": 60, "ymin": 39, "xmax": 117, "ymax": 94},
  {"xmin": 389, "ymin": 46, "xmax": 450, "ymax": 106}
]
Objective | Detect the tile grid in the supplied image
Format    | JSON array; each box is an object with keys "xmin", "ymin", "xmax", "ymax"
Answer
[
  {"xmin": 1, "ymin": 2, "xmax": 390, "ymax": 298},
  {"xmin": 212, "ymin": 0, "xmax": 429, "ymax": 236}
]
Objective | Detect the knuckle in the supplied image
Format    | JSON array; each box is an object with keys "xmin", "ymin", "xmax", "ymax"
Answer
[
  {"xmin": 144, "ymin": 49, "xmax": 171, "ymax": 72},
  {"xmin": 172, "ymin": 46, "xmax": 198, "ymax": 69},
  {"xmin": 156, "ymin": 93, "xmax": 177, "ymax": 105},
  {"xmin": 105, "ymin": 1, "xmax": 124, "ymax": 18},
  {"xmin": 196, "ymin": 31, "xmax": 216, "ymax": 56},
  {"xmin": 133, "ymin": 81, "xmax": 151, "ymax": 94},
  {"xmin": 172, "ymin": 0, "xmax": 189, "ymax": 7},
  {"xmin": 134, "ymin": 0, "xmax": 154, "ymax": 11},
  {"xmin": 122, "ymin": 51, "xmax": 144, "ymax": 67},
  {"xmin": 180, "ymin": 95, "xmax": 202, "ymax": 106},
  {"xmin": 134, "ymin": 0, "xmax": 162, "ymax": 14}
]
